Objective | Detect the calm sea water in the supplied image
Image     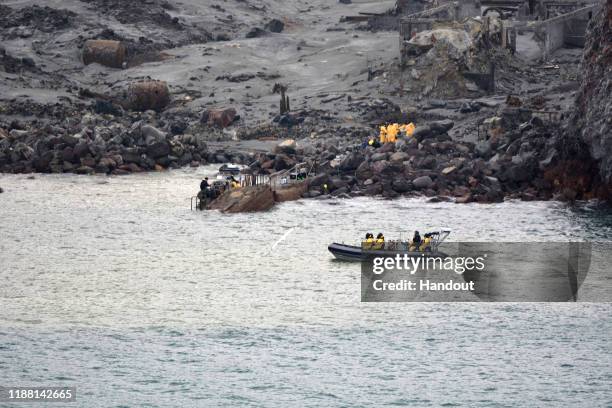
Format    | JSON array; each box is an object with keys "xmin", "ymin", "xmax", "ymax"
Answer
[{"xmin": 1, "ymin": 168, "xmax": 611, "ymax": 407}]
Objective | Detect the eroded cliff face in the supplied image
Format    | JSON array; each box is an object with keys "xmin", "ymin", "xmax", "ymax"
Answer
[{"xmin": 552, "ymin": 3, "xmax": 612, "ymax": 200}]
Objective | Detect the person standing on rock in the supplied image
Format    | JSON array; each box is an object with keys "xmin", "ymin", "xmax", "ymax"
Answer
[
  {"xmin": 387, "ymin": 123, "xmax": 399, "ymax": 143},
  {"xmin": 379, "ymin": 125, "xmax": 388, "ymax": 144}
]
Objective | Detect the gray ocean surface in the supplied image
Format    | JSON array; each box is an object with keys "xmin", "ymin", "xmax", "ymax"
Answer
[{"xmin": 1, "ymin": 167, "xmax": 612, "ymax": 407}]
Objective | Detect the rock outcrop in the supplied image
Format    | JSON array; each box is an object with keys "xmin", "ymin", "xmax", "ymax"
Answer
[
  {"xmin": 207, "ymin": 185, "xmax": 275, "ymax": 213},
  {"xmin": 274, "ymin": 181, "xmax": 308, "ymax": 202},
  {"xmin": 571, "ymin": 4, "xmax": 612, "ymax": 182},
  {"xmin": 549, "ymin": 4, "xmax": 612, "ymax": 199}
]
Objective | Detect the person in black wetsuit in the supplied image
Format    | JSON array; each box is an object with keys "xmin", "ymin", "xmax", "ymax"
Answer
[
  {"xmin": 411, "ymin": 231, "xmax": 422, "ymax": 251},
  {"xmin": 200, "ymin": 177, "xmax": 209, "ymax": 191},
  {"xmin": 199, "ymin": 177, "xmax": 211, "ymax": 199}
]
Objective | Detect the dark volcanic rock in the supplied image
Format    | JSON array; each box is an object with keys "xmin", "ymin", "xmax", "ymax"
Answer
[
  {"xmin": 146, "ymin": 141, "xmax": 170, "ymax": 158},
  {"xmin": 565, "ymin": 4, "xmax": 612, "ymax": 184},
  {"xmin": 73, "ymin": 141, "xmax": 91, "ymax": 159},
  {"xmin": 355, "ymin": 161, "xmax": 372, "ymax": 181},
  {"xmin": 339, "ymin": 152, "xmax": 364, "ymax": 171},
  {"xmin": 265, "ymin": 19, "xmax": 284, "ymax": 33},
  {"xmin": 208, "ymin": 185, "xmax": 275, "ymax": 213},
  {"xmin": 0, "ymin": 5, "xmax": 76, "ymax": 33},
  {"xmin": 412, "ymin": 175, "xmax": 433, "ymax": 190},
  {"xmin": 392, "ymin": 178, "xmax": 412, "ymax": 193},
  {"xmin": 246, "ymin": 27, "xmax": 266, "ymax": 38},
  {"xmin": 413, "ymin": 125, "xmax": 432, "ymax": 141},
  {"xmin": 309, "ymin": 173, "xmax": 330, "ymax": 187},
  {"xmin": 202, "ymin": 108, "xmax": 237, "ymax": 128},
  {"xmin": 430, "ymin": 120, "xmax": 454, "ymax": 134}
]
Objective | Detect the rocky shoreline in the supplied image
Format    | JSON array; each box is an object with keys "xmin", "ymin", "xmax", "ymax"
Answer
[
  {"xmin": 0, "ymin": 101, "xmax": 571, "ymax": 204},
  {"xmin": 1, "ymin": 0, "xmax": 610, "ymax": 205}
]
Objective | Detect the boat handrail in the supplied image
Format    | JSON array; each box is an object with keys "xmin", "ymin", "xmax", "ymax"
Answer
[
  {"xmin": 270, "ymin": 161, "xmax": 315, "ymax": 189},
  {"xmin": 190, "ymin": 195, "xmax": 200, "ymax": 211}
]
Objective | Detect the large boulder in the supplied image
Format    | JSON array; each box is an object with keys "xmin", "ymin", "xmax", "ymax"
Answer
[
  {"xmin": 309, "ymin": 172, "xmax": 331, "ymax": 187},
  {"xmin": 392, "ymin": 178, "xmax": 412, "ymax": 193},
  {"xmin": 564, "ymin": 2, "xmax": 612, "ymax": 184},
  {"xmin": 370, "ymin": 160, "xmax": 390, "ymax": 175},
  {"xmin": 339, "ymin": 152, "xmax": 364, "ymax": 171},
  {"xmin": 208, "ymin": 185, "xmax": 275, "ymax": 213},
  {"xmin": 430, "ymin": 119, "xmax": 454, "ymax": 134},
  {"xmin": 73, "ymin": 141, "xmax": 91, "ymax": 159},
  {"xmin": 364, "ymin": 182, "xmax": 383, "ymax": 196},
  {"xmin": 412, "ymin": 125, "xmax": 433, "ymax": 141},
  {"xmin": 371, "ymin": 152, "xmax": 388, "ymax": 162},
  {"xmin": 355, "ymin": 161, "xmax": 372, "ymax": 181},
  {"xmin": 475, "ymin": 140, "xmax": 492, "ymax": 158},
  {"xmin": 274, "ymin": 139, "xmax": 297, "ymax": 155},
  {"xmin": 412, "ymin": 175, "xmax": 433, "ymax": 189},
  {"xmin": 273, "ymin": 154, "xmax": 294, "ymax": 171},
  {"xmin": 390, "ymin": 152, "xmax": 410, "ymax": 162},
  {"xmin": 265, "ymin": 19, "xmax": 285, "ymax": 33},
  {"xmin": 377, "ymin": 142, "xmax": 396, "ymax": 154},
  {"xmin": 146, "ymin": 141, "xmax": 171, "ymax": 158},
  {"xmin": 274, "ymin": 182, "xmax": 308, "ymax": 202},
  {"xmin": 61, "ymin": 134, "xmax": 79, "ymax": 147},
  {"xmin": 499, "ymin": 153, "xmax": 538, "ymax": 183},
  {"xmin": 203, "ymin": 108, "xmax": 237, "ymax": 128},
  {"xmin": 121, "ymin": 147, "xmax": 141, "ymax": 164},
  {"xmin": 32, "ymin": 150, "xmax": 54, "ymax": 172},
  {"xmin": 141, "ymin": 125, "xmax": 166, "ymax": 144}
]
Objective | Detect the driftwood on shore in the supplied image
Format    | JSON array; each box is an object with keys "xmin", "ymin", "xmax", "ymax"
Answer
[{"xmin": 82, "ymin": 40, "xmax": 127, "ymax": 69}]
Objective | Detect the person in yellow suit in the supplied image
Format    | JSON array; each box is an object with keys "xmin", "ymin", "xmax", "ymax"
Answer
[
  {"xmin": 230, "ymin": 176, "xmax": 241, "ymax": 189},
  {"xmin": 379, "ymin": 125, "xmax": 388, "ymax": 144},
  {"xmin": 373, "ymin": 233, "xmax": 385, "ymax": 250},
  {"xmin": 420, "ymin": 233, "xmax": 432, "ymax": 252},
  {"xmin": 386, "ymin": 123, "xmax": 399, "ymax": 143},
  {"xmin": 363, "ymin": 233, "xmax": 374, "ymax": 249},
  {"xmin": 400, "ymin": 123, "xmax": 416, "ymax": 137}
]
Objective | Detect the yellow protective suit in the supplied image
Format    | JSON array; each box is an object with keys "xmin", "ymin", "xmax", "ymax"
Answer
[
  {"xmin": 401, "ymin": 123, "xmax": 416, "ymax": 137},
  {"xmin": 379, "ymin": 125, "xmax": 388, "ymax": 144},
  {"xmin": 386, "ymin": 123, "xmax": 399, "ymax": 143},
  {"xmin": 420, "ymin": 237, "xmax": 432, "ymax": 252},
  {"xmin": 373, "ymin": 237, "xmax": 385, "ymax": 250}
]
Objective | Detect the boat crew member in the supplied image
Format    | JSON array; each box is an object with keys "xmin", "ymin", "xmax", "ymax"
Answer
[
  {"xmin": 200, "ymin": 177, "xmax": 209, "ymax": 191},
  {"xmin": 410, "ymin": 231, "xmax": 421, "ymax": 251},
  {"xmin": 230, "ymin": 176, "xmax": 240, "ymax": 189},
  {"xmin": 199, "ymin": 177, "xmax": 211, "ymax": 198},
  {"xmin": 373, "ymin": 233, "xmax": 385, "ymax": 250},
  {"xmin": 420, "ymin": 233, "xmax": 432, "ymax": 252},
  {"xmin": 364, "ymin": 233, "xmax": 374, "ymax": 249}
]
